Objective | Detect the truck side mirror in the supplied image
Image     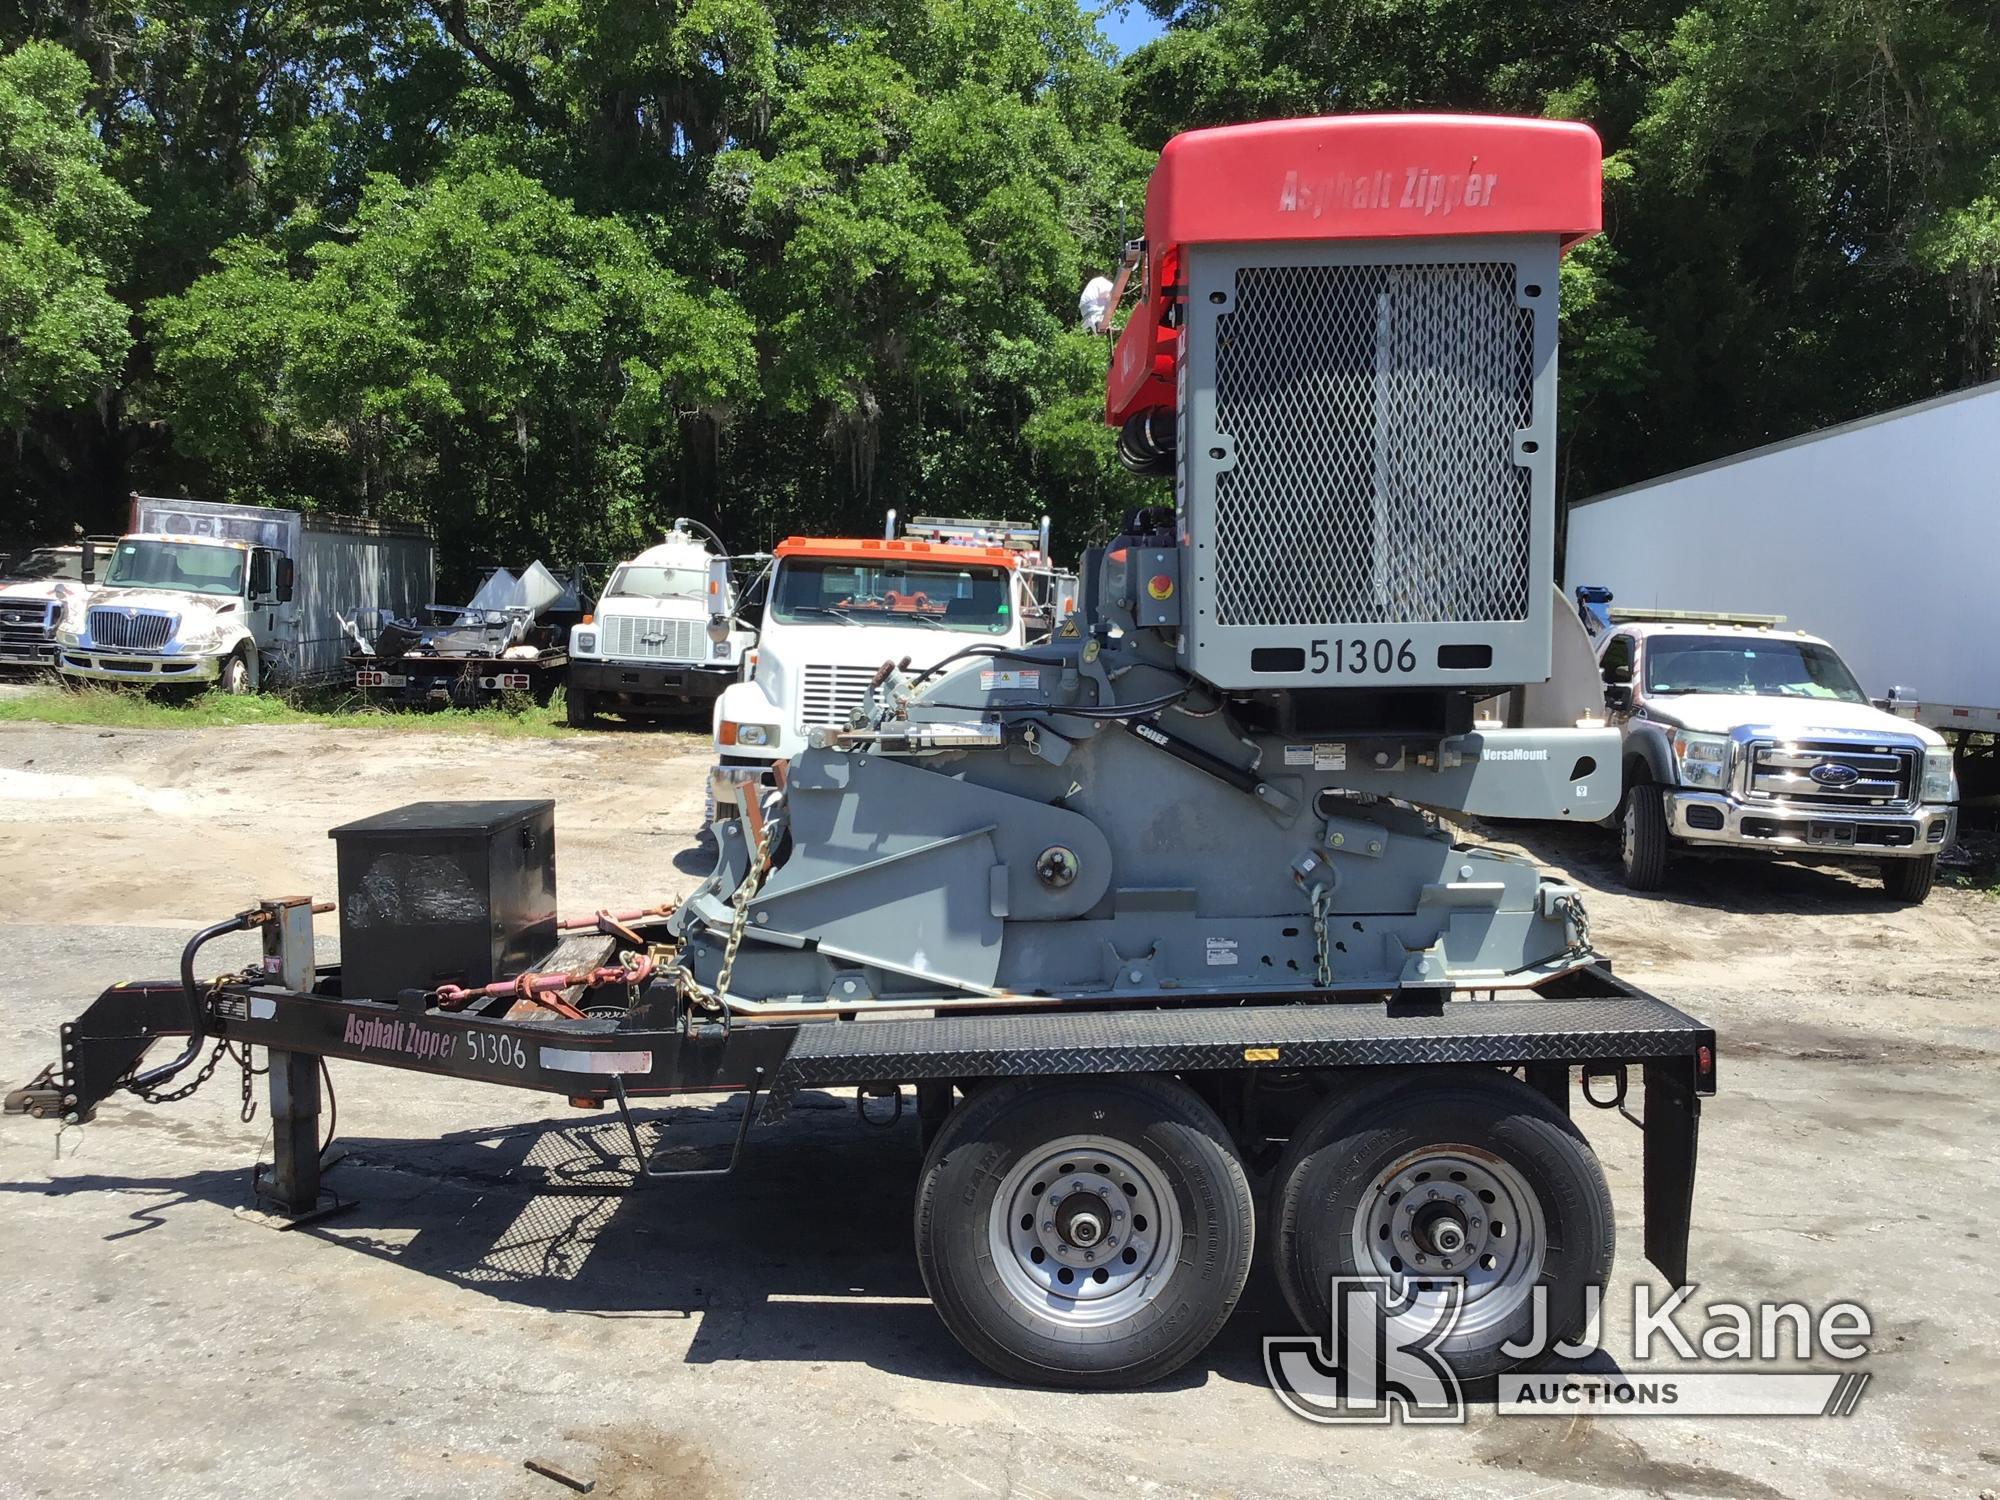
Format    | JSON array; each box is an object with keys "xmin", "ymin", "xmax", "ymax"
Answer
[
  {"xmin": 1604, "ymin": 682, "xmax": 1633, "ymax": 711},
  {"xmin": 276, "ymin": 557, "xmax": 295, "ymax": 603},
  {"xmin": 707, "ymin": 613, "xmax": 730, "ymax": 646}
]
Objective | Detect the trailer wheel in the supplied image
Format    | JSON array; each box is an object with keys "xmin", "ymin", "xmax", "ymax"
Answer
[
  {"xmin": 565, "ymin": 686, "xmax": 595, "ymax": 728},
  {"xmin": 916, "ymin": 1075, "xmax": 1253, "ymax": 1389},
  {"xmin": 1881, "ymin": 854, "xmax": 1936, "ymax": 904},
  {"xmin": 1271, "ymin": 1068, "xmax": 1612, "ymax": 1388},
  {"xmin": 1619, "ymin": 782, "xmax": 1670, "ymax": 891}
]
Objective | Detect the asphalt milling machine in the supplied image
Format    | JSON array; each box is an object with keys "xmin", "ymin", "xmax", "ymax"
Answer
[{"xmin": 9, "ymin": 113, "xmax": 1717, "ymax": 1392}]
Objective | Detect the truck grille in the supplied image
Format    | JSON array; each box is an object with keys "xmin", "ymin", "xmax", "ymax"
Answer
[
  {"xmin": 1211, "ymin": 261, "xmax": 1534, "ymax": 627},
  {"xmin": 602, "ymin": 615, "xmax": 702, "ymax": 662},
  {"xmin": 1745, "ymin": 741, "xmax": 1917, "ymax": 809},
  {"xmin": 800, "ymin": 664, "xmax": 880, "ymax": 728},
  {"xmin": 0, "ymin": 598, "xmax": 54, "ymax": 647},
  {"xmin": 88, "ymin": 607, "xmax": 175, "ymax": 650}
]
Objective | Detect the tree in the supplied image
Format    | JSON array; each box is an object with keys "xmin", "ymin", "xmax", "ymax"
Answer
[{"xmin": 0, "ymin": 42, "xmax": 143, "ymax": 435}]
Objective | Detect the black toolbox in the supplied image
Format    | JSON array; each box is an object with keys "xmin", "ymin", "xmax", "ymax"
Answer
[{"xmin": 329, "ymin": 800, "xmax": 557, "ymax": 1000}]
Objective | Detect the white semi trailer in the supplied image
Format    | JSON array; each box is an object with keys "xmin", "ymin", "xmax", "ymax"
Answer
[{"xmin": 1565, "ymin": 380, "xmax": 2000, "ymax": 801}]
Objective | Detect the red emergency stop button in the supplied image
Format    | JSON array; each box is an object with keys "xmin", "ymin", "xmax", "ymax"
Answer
[{"xmin": 1146, "ymin": 574, "xmax": 1174, "ymax": 601}]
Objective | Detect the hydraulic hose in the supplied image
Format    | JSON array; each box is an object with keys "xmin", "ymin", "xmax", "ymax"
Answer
[{"xmin": 130, "ymin": 912, "xmax": 252, "ymax": 1091}]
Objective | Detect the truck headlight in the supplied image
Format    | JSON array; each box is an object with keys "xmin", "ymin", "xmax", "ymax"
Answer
[
  {"xmin": 176, "ymin": 624, "xmax": 220, "ymax": 652},
  {"xmin": 721, "ymin": 721, "xmax": 775, "ymax": 748},
  {"xmin": 1670, "ymin": 731, "xmax": 1732, "ymax": 790},
  {"xmin": 573, "ymin": 630, "xmax": 597, "ymax": 655},
  {"xmin": 1921, "ymin": 748, "xmax": 1956, "ymax": 803}
]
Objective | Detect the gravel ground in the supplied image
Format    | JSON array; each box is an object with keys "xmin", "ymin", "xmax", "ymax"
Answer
[{"xmin": 2, "ymin": 719, "xmax": 1997, "ymax": 1500}]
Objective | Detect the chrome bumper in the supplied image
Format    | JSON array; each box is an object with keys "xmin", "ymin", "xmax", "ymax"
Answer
[
  {"xmin": 1665, "ymin": 789, "xmax": 1955, "ymax": 859},
  {"xmin": 58, "ymin": 649, "xmax": 219, "ymax": 684}
]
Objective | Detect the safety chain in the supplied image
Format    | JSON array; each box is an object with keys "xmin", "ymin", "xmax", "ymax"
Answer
[
  {"xmin": 1556, "ymin": 890, "xmax": 1594, "ymax": 958},
  {"xmin": 1309, "ymin": 884, "xmax": 1332, "ymax": 989},
  {"xmin": 711, "ymin": 811, "xmax": 778, "ymax": 1007},
  {"xmin": 128, "ymin": 1036, "xmax": 229, "ymax": 1106},
  {"xmin": 235, "ymin": 1042, "xmax": 265, "ymax": 1123}
]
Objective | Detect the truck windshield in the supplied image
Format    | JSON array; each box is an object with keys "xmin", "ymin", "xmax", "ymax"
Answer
[
  {"xmin": 1644, "ymin": 636, "xmax": 1867, "ymax": 702},
  {"xmin": 771, "ymin": 558, "xmax": 1012, "ymax": 634},
  {"xmin": 102, "ymin": 540, "xmax": 245, "ymax": 597},
  {"xmin": 606, "ymin": 565, "xmax": 706, "ymax": 602}
]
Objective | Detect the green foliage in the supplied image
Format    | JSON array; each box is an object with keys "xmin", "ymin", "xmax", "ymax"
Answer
[
  {"xmin": 2, "ymin": 0, "xmax": 1995, "ymax": 551},
  {"xmin": 0, "ymin": 42, "xmax": 144, "ymax": 429}
]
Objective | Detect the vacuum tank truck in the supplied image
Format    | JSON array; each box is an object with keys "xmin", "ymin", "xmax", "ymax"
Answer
[{"xmin": 8, "ymin": 115, "xmax": 1716, "ymax": 1392}]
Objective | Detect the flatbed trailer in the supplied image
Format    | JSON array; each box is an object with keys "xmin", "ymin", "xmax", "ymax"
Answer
[
  {"xmin": 350, "ymin": 647, "xmax": 566, "ymax": 707},
  {"xmin": 14, "ymin": 905, "xmax": 1714, "ymax": 1291}
]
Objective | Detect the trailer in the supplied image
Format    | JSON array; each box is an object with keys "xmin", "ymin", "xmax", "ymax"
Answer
[
  {"xmin": 10, "ymin": 113, "xmax": 1718, "ymax": 1393},
  {"xmin": 347, "ymin": 562, "xmax": 582, "ymax": 708},
  {"xmin": 1565, "ymin": 380, "xmax": 2000, "ymax": 802}
]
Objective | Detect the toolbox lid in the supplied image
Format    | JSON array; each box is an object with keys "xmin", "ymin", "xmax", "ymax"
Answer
[{"xmin": 328, "ymin": 800, "xmax": 553, "ymax": 840}]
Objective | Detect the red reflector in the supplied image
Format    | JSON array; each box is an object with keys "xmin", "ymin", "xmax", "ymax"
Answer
[
  {"xmin": 357, "ymin": 670, "xmax": 381, "ymax": 687},
  {"xmin": 501, "ymin": 673, "xmax": 530, "ymax": 690},
  {"xmin": 1697, "ymin": 1045, "xmax": 1713, "ymax": 1073}
]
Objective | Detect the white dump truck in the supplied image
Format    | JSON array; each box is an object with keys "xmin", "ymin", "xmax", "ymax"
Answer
[
  {"xmin": 55, "ymin": 496, "xmax": 432, "ymax": 692},
  {"xmin": 564, "ymin": 522, "xmax": 753, "ymax": 726},
  {"xmin": 710, "ymin": 515, "xmax": 1072, "ymax": 801}
]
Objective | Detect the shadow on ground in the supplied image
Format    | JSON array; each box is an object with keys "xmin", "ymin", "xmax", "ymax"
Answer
[
  {"xmin": 1473, "ymin": 817, "xmax": 1911, "ymax": 917},
  {"xmin": 3, "ymin": 1093, "xmax": 1290, "ymax": 1392}
]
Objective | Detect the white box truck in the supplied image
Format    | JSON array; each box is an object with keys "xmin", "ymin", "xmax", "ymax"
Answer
[
  {"xmin": 56, "ymin": 496, "xmax": 433, "ymax": 692},
  {"xmin": 1566, "ymin": 381, "xmax": 1999, "ymax": 806}
]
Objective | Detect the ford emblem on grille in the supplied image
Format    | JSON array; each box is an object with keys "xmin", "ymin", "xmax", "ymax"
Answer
[{"xmin": 1809, "ymin": 762, "xmax": 1862, "ymax": 788}]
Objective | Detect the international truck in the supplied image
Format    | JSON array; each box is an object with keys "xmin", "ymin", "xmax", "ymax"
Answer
[
  {"xmin": 0, "ymin": 537, "xmax": 117, "ymax": 671},
  {"xmin": 55, "ymin": 497, "xmax": 433, "ymax": 693},
  {"xmin": 565, "ymin": 522, "xmax": 754, "ymax": 726},
  {"xmin": 9, "ymin": 114, "xmax": 1717, "ymax": 1397},
  {"xmin": 1565, "ymin": 379, "xmax": 1999, "ymax": 806},
  {"xmin": 710, "ymin": 514, "xmax": 1073, "ymax": 800}
]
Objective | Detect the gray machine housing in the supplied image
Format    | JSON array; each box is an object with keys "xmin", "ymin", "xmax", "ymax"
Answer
[{"xmin": 674, "ymin": 227, "xmax": 1613, "ymax": 1012}]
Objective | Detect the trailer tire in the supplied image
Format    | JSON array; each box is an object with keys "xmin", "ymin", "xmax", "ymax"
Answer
[
  {"xmin": 1881, "ymin": 854, "xmax": 1936, "ymax": 904},
  {"xmin": 565, "ymin": 686, "xmax": 595, "ymax": 728},
  {"xmin": 916, "ymin": 1075, "xmax": 1253, "ymax": 1389},
  {"xmin": 218, "ymin": 650, "xmax": 252, "ymax": 696},
  {"xmin": 1271, "ymin": 1068, "xmax": 1613, "ymax": 1390},
  {"xmin": 1619, "ymin": 782, "xmax": 1670, "ymax": 891}
]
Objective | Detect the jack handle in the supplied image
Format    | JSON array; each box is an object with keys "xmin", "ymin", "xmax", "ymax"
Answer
[{"xmin": 128, "ymin": 901, "xmax": 333, "ymax": 1092}]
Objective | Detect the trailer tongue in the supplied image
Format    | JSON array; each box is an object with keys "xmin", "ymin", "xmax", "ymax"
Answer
[{"xmin": 9, "ymin": 112, "xmax": 1717, "ymax": 1392}]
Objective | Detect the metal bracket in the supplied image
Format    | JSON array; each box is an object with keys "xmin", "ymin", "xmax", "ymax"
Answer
[{"xmin": 611, "ymin": 1068, "xmax": 764, "ymax": 1180}]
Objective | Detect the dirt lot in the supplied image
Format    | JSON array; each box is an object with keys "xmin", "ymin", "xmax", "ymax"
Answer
[{"xmin": 3, "ymin": 719, "xmax": 1998, "ymax": 1500}]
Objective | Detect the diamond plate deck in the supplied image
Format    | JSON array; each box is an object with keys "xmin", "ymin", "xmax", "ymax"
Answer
[{"xmin": 764, "ymin": 986, "xmax": 1713, "ymax": 1117}]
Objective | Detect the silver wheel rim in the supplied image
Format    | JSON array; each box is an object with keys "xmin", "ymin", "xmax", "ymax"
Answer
[
  {"xmin": 988, "ymin": 1134, "xmax": 1182, "ymax": 1328},
  {"xmin": 1350, "ymin": 1146, "xmax": 1547, "ymax": 1338},
  {"xmin": 1621, "ymin": 796, "xmax": 1638, "ymax": 867}
]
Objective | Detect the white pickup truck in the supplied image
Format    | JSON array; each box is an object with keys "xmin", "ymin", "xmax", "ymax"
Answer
[
  {"xmin": 710, "ymin": 517, "xmax": 1071, "ymax": 808},
  {"xmin": 1593, "ymin": 612, "xmax": 1957, "ymax": 902}
]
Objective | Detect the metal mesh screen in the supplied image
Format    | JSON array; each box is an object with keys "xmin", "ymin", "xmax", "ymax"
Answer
[{"xmin": 1211, "ymin": 262, "xmax": 1535, "ymax": 626}]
